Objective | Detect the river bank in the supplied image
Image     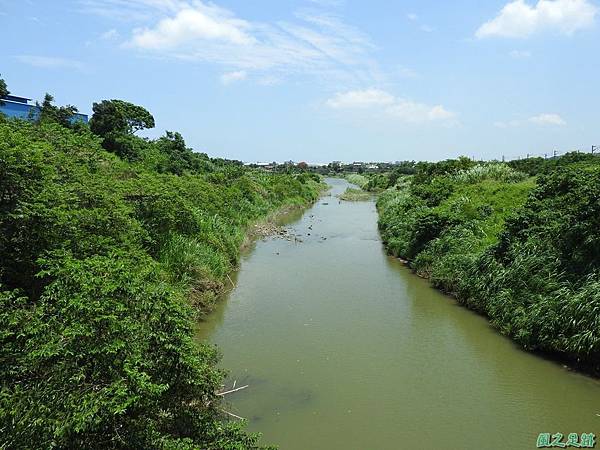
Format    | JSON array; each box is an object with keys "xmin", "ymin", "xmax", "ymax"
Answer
[
  {"xmin": 198, "ymin": 177, "xmax": 600, "ymax": 450},
  {"xmin": 376, "ymin": 158, "xmax": 600, "ymax": 377},
  {"xmin": 194, "ymin": 182, "xmax": 329, "ymax": 314}
]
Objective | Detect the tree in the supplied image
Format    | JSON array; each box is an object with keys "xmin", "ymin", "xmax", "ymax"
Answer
[
  {"xmin": 0, "ymin": 75, "xmax": 9, "ymax": 106},
  {"xmin": 37, "ymin": 93, "xmax": 79, "ymax": 128},
  {"xmin": 89, "ymin": 99, "xmax": 155, "ymax": 137}
]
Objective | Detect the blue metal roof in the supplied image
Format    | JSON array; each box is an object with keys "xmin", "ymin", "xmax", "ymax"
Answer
[
  {"xmin": 0, "ymin": 96, "xmax": 88, "ymax": 124},
  {"xmin": 2, "ymin": 95, "xmax": 31, "ymax": 104}
]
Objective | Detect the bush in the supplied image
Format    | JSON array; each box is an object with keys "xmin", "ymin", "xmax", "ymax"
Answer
[
  {"xmin": 0, "ymin": 116, "xmax": 320, "ymax": 448},
  {"xmin": 377, "ymin": 155, "xmax": 600, "ymax": 372}
]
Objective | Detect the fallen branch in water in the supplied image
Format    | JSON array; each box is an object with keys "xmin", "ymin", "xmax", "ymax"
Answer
[
  {"xmin": 216, "ymin": 384, "xmax": 249, "ymax": 396},
  {"xmin": 220, "ymin": 408, "xmax": 246, "ymax": 421},
  {"xmin": 226, "ymin": 274, "xmax": 235, "ymax": 288}
]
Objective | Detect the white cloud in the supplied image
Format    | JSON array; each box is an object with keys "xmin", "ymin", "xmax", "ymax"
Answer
[
  {"xmin": 495, "ymin": 113, "xmax": 566, "ymax": 127},
  {"xmin": 529, "ymin": 113, "xmax": 566, "ymax": 125},
  {"xmin": 15, "ymin": 55, "xmax": 85, "ymax": 71},
  {"xmin": 420, "ymin": 24, "xmax": 434, "ymax": 32},
  {"xmin": 326, "ymin": 88, "xmax": 395, "ymax": 108},
  {"xmin": 90, "ymin": 0, "xmax": 379, "ymax": 85},
  {"xmin": 509, "ymin": 49, "xmax": 532, "ymax": 58},
  {"xmin": 220, "ymin": 70, "xmax": 247, "ymax": 84},
  {"xmin": 407, "ymin": 13, "xmax": 418, "ymax": 21},
  {"xmin": 130, "ymin": 5, "xmax": 256, "ymax": 49},
  {"xmin": 326, "ymin": 88, "xmax": 457, "ymax": 124},
  {"xmin": 476, "ymin": 0, "xmax": 597, "ymax": 38}
]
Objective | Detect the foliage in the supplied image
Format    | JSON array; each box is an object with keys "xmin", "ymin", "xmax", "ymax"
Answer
[
  {"xmin": 451, "ymin": 162, "xmax": 528, "ymax": 184},
  {"xmin": 508, "ymin": 152, "xmax": 600, "ymax": 176},
  {"xmin": 0, "ymin": 75, "xmax": 8, "ymax": 106},
  {"xmin": 364, "ymin": 174, "xmax": 390, "ymax": 191},
  {"xmin": 154, "ymin": 131, "xmax": 214, "ymax": 175},
  {"xmin": 37, "ymin": 93, "xmax": 80, "ymax": 128},
  {"xmin": 345, "ymin": 173, "xmax": 369, "ymax": 189},
  {"xmin": 0, "ymin": 117, "xmax": 320, "ymax": 448},
  {"xmin": 90, "ymin": 99, "xmax": 155, "ymax": 137},
  {"xmin": 378, "ymin": 156, "xmax": 600, "ymax": 372},
  {"xmin": 338, "ymin": 187, "xmax": 371, "ymax": 201}
]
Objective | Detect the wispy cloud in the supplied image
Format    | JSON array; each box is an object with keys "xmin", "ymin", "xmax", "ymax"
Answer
[
  {"xmin": 326, "ymin": 88, "xmax": 395, "ymax": 108},
  {"xmin": 83, "ymin": 0, "xmax": 379, "ymax": 86},
  {"xmin": 100, "ymin": 28, "xmax": 120, "ymax": 40},
  {"xmin": 220, "ymin": 70, "xmax": 247, "ymax": 85},
  {"xmin": 15, "ymin": 55, "xmax": 85, "ymax": 71},
  {"xmin": 79, "ymin": 0, "xmax": 184, "ymax": 21},
  {"xmin": 476, "ymin": 0, "xmax": 597, "ymax": 39},
  {"xmin": 529, "ymin": 113, "xmax": 566, "ymax": 125},
  {"xmin": 495, "ymin": 112, "xmax": 566, "ymax": 127},
  {"xmin": 406, "ymin": 12, "xmax": 435, "ymax": 33},
  {"xmin": 326, "ymin": 88, "xmax": 457, "ymax": 124}
]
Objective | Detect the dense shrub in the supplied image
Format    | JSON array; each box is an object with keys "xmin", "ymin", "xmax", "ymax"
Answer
[
  {"xmin": 0, "ymin": 117, "xmax": 320, "ymax": 448},
  {"xmin": 345, "ymin": 173, "xmax": 369, "ymax": 189},
  {"xmin": 378, "ymin": 156, "xmax": 600, "ymax": 372}
]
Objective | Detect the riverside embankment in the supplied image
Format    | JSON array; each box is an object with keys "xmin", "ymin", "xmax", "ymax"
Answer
[{"xmin": 198, "ymin": 177, "xmax": 600, "ymax": 450}]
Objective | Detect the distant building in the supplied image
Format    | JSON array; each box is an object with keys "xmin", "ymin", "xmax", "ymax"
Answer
[
  {"xmin": 0, "ymin": 95, "xmax": 88, "ymax": 123},
  {"xmin": 244, "ymin": 161, "xmax": 275, "ymax": 171}
]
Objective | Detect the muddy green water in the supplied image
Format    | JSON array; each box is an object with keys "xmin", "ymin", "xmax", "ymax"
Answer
[{"xmin": 197, "ymin": 178, "xmax": 600, "ymax": 450}]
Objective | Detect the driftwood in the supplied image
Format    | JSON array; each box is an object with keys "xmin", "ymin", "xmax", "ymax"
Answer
[
  {"xmin": 216, "ymin": 384, "xmax": 249, "ymax": 396},
  {"xmin": 220, "ymin": 408, "xmax": 246, "ymax": 421},
  {"xmin": 216, "ymin": 380, "xmax": 249, "ymax": 421},
  {"xmin": 226, "ymin": 274, "xmax": 235, "ymax": 288}
]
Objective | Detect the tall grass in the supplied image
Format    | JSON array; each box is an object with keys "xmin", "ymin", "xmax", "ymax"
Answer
[
  {"xmin": 451, "ymin": 163, "xmax": 528, "ymax": 184},
  {"xmin": 377, "ymin": 156, "xmax": 600, "ymax": 373},
  {"xmin": 338, "ymin": 187, "xmax": 371, "ymax": 201},
  {"xmin": 346, "ymin": 173, "xmax": 369, "ymax": 189}
]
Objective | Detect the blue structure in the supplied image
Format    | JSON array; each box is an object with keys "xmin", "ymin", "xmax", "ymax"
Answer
[{"xmin": 0, "ymin": 95, "xmax": 88, "ymax": 123}]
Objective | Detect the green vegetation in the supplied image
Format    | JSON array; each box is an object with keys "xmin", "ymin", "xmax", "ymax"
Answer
[
  {"xmin": 345, "ymin": 173, "xmax": 369, "ymax": 189},
  {"xmin": 0, "ymin": 75, "xmax": 8, "ymax": 106},
  {"xmin": 37, "ymin": 93, "xmax": 81, "ymax": 128},
  {"xmin": 378, "ymin": 156, "xmax": 600, "ymax": 373},
  {"xmin": 345, "ymin": 164, "xmax": 416, "ymax": 193},
  {"xmin": 0, "ymin": 78, "xmax": 321, "ymax": 448},
  {"xmin": 338, "ymin": 187, "xmax": 371, "ymax": 201}
]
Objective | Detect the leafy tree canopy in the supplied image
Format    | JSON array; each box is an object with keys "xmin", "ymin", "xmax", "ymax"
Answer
[
  {"xmin": 0, "ymin": 75, "xmax": 9, "ymax": 106},
  {"xmin": 90, "ymin": 99, "xmax": 155, "ymax": 137},
  {"xmin": 37, "ymin": 93, "xmax": 79, "ymax": 128}
]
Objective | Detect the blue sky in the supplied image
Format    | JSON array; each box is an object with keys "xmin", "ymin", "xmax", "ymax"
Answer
[{"xmin": 1, "ymin": 0, "xmax": 599, "ymax": 162}]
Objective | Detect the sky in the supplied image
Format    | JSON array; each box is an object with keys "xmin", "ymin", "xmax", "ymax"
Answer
[{"xmin": 1, "ymin": 0, "xmax": 599, "ymax": 163}]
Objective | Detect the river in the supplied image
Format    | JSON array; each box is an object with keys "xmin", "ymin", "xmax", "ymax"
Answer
[{"xmin": 197, "ymin": 178, "xmax": 600, "ymax": 450}]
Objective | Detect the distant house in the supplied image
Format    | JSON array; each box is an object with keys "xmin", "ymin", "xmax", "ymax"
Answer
[
  {"xmin": 0, "ymin": 95, "xmax": 88, "ymax": 123},
  {"xmin": 244, "ymin": 161, "xmax": 275, "ymax": 171}
]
